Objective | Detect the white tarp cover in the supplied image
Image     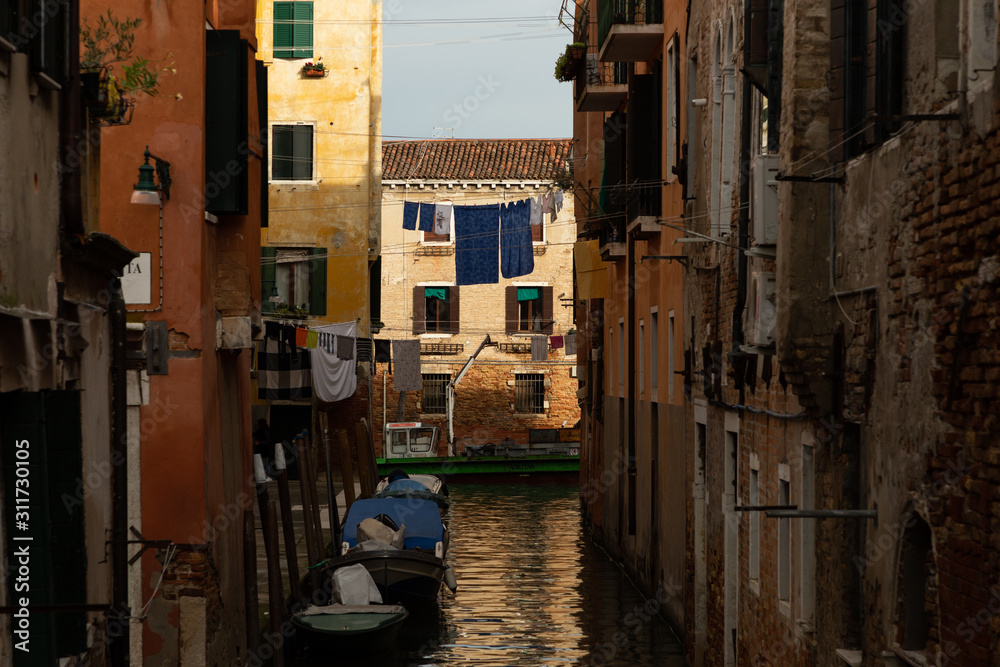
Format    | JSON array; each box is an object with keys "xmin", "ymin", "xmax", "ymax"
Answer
[
  {"xmin": 357, "ymin": 518, "xmax": 405, "ymax": 549},
  {"xmin": 331, "ymin": 563, "xmax": 383, "ymax": 605}
]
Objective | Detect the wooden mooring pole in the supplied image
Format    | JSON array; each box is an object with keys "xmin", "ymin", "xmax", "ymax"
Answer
[
  {"xmin": 253, "ymin": 454, "xmax": 284, "ymax": 667},
  {"xmin": 273, "ymin": 444, "xmax": 300, "ymax": 602}
]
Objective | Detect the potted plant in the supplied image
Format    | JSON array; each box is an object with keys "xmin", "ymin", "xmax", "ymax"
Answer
[
  {"xmin": 554, "ymin": 52, "xmax": 576, "ymax": 82},
  {"xmin": 569, "ymin": 42, "xmax": 586, "ymax": 60},
  {"xmin": 80, "ymin": 10, "xmax": 167, "ymax": 124},
  {"xmin": 302, "ymin": 58, "xmax": 326, "ymax": 77}
]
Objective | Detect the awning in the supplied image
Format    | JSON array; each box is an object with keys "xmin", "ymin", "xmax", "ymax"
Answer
[
  {"xmin": 517, "ymin": 286, "xmax": 540, "ymax": 301},
  {"xmin": 424, "ymin": 287, "xmax": 447, "ymax": 300}
]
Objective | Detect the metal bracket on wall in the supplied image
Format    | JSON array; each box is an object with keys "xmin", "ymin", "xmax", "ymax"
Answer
[
  {"xmin": 765, "ymin": 509, "xmax": 877, "ymax": 519},
  {"xmin": 146, "ymin": 321, "xmax": 168, "ymax": 375},
  {"xmin": 120, "ymin": 526, "xmax": 206, "ymax": 565},
  {"xmin": 734, "ymin": 504, "xmax": 797, "ymax": 512},
  {"xmin": 640, "ymin": 255, "xmax": 689, "ymax": 266}
]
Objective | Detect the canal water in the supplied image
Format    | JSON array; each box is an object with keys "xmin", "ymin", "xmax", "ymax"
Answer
[{"xmin": 291, "ymin": 483, "xmax": 685, "ymax": 666}]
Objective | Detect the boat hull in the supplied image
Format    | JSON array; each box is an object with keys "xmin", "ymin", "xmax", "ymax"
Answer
[
  {"xmin": 327, "ymin": 549, "xmax": 448, "ymax": 604},
  {"xmin": 292, "ymin": 605, "xmax": 408, "ymax": 653}
]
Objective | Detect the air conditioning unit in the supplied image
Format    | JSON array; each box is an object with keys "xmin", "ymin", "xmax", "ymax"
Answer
[
  {"xmin": 751, "ymin": 154, "xmax": 779, "ymax": 245},
  {"xmin": 746, "ymin": 271, "xmax": 777, "ymax": 347}
]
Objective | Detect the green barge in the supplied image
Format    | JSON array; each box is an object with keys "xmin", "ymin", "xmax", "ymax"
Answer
[{"xmin": 377, "ymin": 422, "xmax": 580, "ymax": 484}]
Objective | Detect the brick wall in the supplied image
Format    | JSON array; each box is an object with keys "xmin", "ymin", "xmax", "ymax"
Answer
[{"xmin": 371, "ymin": 355, "xmax": 580, "ymax": 456}]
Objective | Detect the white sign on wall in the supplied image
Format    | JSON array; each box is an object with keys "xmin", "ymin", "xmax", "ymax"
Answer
[{"xmin": 121, "ymin": 252, "xmax": 152, "ymax": 305}]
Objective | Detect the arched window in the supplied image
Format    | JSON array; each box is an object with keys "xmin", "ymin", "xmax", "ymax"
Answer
[{"xmin": 897, "ymin": 513, "xmax": 933, "ymax": 652}]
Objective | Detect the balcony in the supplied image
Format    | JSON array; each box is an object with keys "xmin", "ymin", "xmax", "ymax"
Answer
[
  {"xmin": 597, "ymin": 0, "xmax": 664, "ymax": 63},
  {"xmin": 597, "ymin": 185, "xmax": 627, "ymax": 261},
  {"xmin": 625, "ymin": 183, "xmax": 662, "ymax": 239},
  {"xmin": 576, "ymin": 52, "xmax": 628, "ymax": 113}
]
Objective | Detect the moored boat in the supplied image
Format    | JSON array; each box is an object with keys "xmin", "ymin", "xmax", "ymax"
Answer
[
  {"xmin": 293, "ymin": 562, "xmax": 408, "ymax": 653},
  {"xmin": 373, "ymin": 472, "xmax": 450, "ymax": 510},
  {"xmin": 324, "ymin": 497, "xmax": 457, "ymax": 605}
]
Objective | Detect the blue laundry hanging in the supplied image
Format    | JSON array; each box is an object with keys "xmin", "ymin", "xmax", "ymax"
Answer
[
  {"xmin": 500, "ymin": 199, "xmax": 534, "ymax": 279},
  {"xmin": 454, "ymin": 204, "xmax": 500, "ymax": 285},
  {"xmin": 419, "ymin": 202, "xmax": 436, "ymax": 232},
  {"xmin": 402, "ymin": 201, "xmax": 419, "ymax": 230}
]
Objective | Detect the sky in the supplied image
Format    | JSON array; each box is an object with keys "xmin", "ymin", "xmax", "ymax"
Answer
[{"xmin": 382, "ymin": 0, "xmax": 574, "ymax": 140}]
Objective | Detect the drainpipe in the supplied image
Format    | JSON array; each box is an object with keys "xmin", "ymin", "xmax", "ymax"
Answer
[{"xmin": 109, "ymin": 281, "xmax": 129, "ymax": 667}]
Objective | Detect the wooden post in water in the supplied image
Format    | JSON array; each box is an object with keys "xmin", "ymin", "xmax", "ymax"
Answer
[
  {"xmin": 336, "ymin": 429, "xmax": 357, "ymax": 512},
  {"xmin": 273, "ymin": 443, "xmax": 300, "ymax": 603},
  {"xmin": 264, "ymin": 500, "xmax": 285, "ymax": 667},
  {"xmin": 253, "ymin": 454, "xmax": 284, "ymax": 667},
  {"xmin": 242, "ymin": 493, "xmax": 259, "ymax": 647},
  {"xmin": 319, "ymin": 412, "xmax": 341, "ymax": 548},
  {"xmin": 303, "ymin": 428, "xmax": 325, "ymax": 556},
  {"xmin": 355, "ymin": 421, "xmax": 376, "ymax": 498},
  {"xmin": 294, "ymin": 434, "xmax": 318, "ymax": 565}
]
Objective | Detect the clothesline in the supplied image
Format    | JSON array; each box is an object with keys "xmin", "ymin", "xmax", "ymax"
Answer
[{"xmin": 256, "ymin": 322, "xmax": 578, "ymax": 403}]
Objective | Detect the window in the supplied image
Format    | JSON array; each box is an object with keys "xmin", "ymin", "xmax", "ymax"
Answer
[
  {"xmin": 389, "ymin": 430, "xmax": 408, "ymax": 456},
  {"xmin": 668, "ymin": 311, "xmax": 675, "ymax": 402},
  {"xmin": 749, "ymin": 468, "xmax": 760, "ymax": 587},
  {"xmin": 423, "ymin": 204, "xmax": 453, "ymax": 243},
  {"xmin": 273, "ymin": 1, "xmax": 313, "ymax": 58},
  {"xmin": 271, "ymin": 123, "xmax": 314, "ymax": 181},
  {"xmin": 421, "ymin": 373, "xmax": 449, "ymax": 414},
  {"xmin": 260, "ymin": 247, "xmax": 327, "ymax": 315},
  {"xmin": 505, "ymin": 286, "xmax": 553, "ymax": 334},
  {"xmin": 800, "ymin": 443, "xmax": 815, "ymax": 627},
  {"xmin": 650, "ymin": 308, "xmax": 659, "ymax": 395},
  {"xmin": 514, "ymin": 373, "xmax": 545, "ymax": 414},
  {"xmin": 831, "ymin": 0, "xmax": 906, "ymax": 160},
  {"xmin": 413, "ymin": 286, "xmax": 459, "ymax": 334},
  {"xmin": 666, "ymin": 38, "xmax": 678, "ymax": 181},
  {"xmin": 617, "ymin": 318, "xmax": 625, "ymax": 394},
  {"xmin": 897, "ymin": 515, "xmax": 932, "ymax": 653},
  {"xmin": 638, "ymin": 319, "xmax": 645, "ymax": 397},
  {"xmin": 778, "ymin": 478, "xmax": 791, "ymax": 605},
  {"xmin": 531, "ymin": 214, "xmax": 544, "ymax": 243},
  {"xmin": 409, "ymin": 427, "xmax": 436, "ymax": 453}
]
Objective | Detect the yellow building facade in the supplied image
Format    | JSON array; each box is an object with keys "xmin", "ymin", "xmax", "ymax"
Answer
[
  {"xmin": 254, "ymin": 0, "xmax": 382, "ymax": 442},
  {"xmin": 256, "ymin": 0, "xmax": 382, "ymax": 327}
]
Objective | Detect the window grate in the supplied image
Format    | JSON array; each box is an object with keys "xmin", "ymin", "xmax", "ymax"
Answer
[
  {"xmin": 421, "ymin": 373, "xmax": 450, "ymax": 414},
  {"xmin": 514, "ymin": 373, "xmax": 545, "ymax": 414},
  {"xmin": 420, "ymin": 343, "xmax": 464, "ymax": 355},
  {"xmin": 497, "ymin": 342, "xmax": 531, "ymax": 354}
]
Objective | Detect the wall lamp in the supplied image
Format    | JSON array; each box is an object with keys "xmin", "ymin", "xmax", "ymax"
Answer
[
  {"xmin": 263, "ymin": 280, "xmax": 281, "ymax": 303},
  {"xmin": 131, "ymin": 146, "xmax": 172, "ymax": 205}
]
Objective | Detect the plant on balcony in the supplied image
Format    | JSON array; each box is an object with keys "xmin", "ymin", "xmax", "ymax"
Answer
[
  {"xmin": 302, "ymin": 58, "xmax": 326, "ymax": 76},
  {"xmin": 555, "ymin": 43, "xmax": 587, "ymax": 82},
  {"xmin": 81, "ymin": 10, "xmax": 168, "ymax": 124}
]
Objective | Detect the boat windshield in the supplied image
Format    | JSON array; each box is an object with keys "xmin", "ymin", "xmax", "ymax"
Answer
[
  {"xmin": 410, "ymin": 428, "xmax": 435, "ymax": 453},
  {"xmin": 389, "ymin": 430, "xmax": 409, "ymax": 455}
]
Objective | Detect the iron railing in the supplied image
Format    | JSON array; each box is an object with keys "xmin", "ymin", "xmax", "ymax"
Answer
[{"xmin": 597, "ymin": 0, "xmax": 664, "ymax": 51}]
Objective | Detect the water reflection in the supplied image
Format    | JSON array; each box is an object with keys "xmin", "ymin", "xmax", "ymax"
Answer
[{"xmin": 290, "ymin": 484, "xmax": 684, "ymax": 666}]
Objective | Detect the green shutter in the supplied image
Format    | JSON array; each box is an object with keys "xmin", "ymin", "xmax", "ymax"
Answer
[
  {"xmin": 309, "ymin": 247, "xmax": 327, "ymax": 315},
  {"xmin": 262, "ymin": 247, "xmax": 276, "ymax": 313},
  {"xmin": 292, "ymin": 2, "xmax": 313, "ymax": 58},
  {"xmin": 273, "ymin": 2, "xmax": 294, "ymax": 57},
  {"xmin": 271, "ymin": 125, "xmax": 293, "ymax": 180},
  {"xmin": 291, "ymin": 125, "xmax": 313, "ymax": 180}
]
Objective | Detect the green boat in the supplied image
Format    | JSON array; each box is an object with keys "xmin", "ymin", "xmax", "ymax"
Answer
[{"xmin": 378, "ymin": 422, "xmax": 579, "ymax": 484}]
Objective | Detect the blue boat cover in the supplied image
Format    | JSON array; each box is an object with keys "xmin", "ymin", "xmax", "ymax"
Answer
[
  {"xmin": 343, "ymin": 498, "xmax": 444, "ymax": 551},
  {"xmin": 386, "ymin": 479, "xmax": 428, "ymax": 492}
]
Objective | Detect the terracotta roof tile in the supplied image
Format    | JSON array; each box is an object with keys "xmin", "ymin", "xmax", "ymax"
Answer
[{"xmin": 382, "ymin": 139, "xmax": 573, "ymax": 181}]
